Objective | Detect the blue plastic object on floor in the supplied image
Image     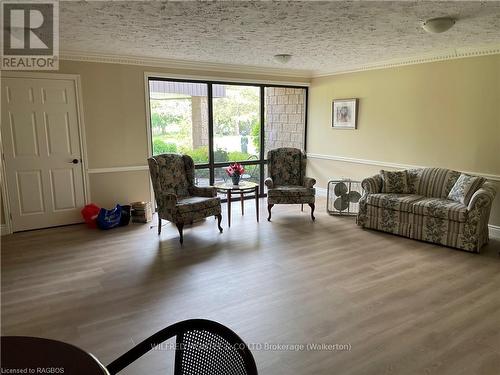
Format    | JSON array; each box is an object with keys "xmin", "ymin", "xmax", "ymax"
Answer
[{"xmin": 97, "ymin": 205, "xmax": 122, "ymax": 230}]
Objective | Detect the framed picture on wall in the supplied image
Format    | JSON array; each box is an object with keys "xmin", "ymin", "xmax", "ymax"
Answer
[{"xmin": 332, "ymin": 98, "xmax": 358, "ymax": 129}]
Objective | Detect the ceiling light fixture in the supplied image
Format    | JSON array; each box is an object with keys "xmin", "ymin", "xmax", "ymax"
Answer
[
  {"xmin": 422, "ymin": 17, "xmax": 456, "ymax": 34},
  {"xmin": 274, "ymin": 54, "xmax": 292, "ymax": 64}
]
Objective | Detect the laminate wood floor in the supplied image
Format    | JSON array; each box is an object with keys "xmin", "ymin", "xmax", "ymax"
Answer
[{"xmin": 2, "ymin": 197, "xmax": 500, "ymax": 375}]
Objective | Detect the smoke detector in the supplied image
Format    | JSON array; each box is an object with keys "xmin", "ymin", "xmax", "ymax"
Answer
[
  {"xmin": 274, "ymin": 54, "xmax": 292, "ymax": 64},
  {"xmin": 422, "ymin": 17, "xmax": 456, "ymax": 33}
]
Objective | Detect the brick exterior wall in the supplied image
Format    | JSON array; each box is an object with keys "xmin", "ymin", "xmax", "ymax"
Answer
[
  {"xmin": 190, "ymin": 89, "xmax": 305, "ymax": 153},
  {"xmin": 264, "ymin": 87, "xmax": 305, "ymax": 154}
]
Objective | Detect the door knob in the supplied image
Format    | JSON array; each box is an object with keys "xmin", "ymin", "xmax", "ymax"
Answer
[{"xmin": 71, "ymin": 159, "xmax": 79, "ymax": 164}]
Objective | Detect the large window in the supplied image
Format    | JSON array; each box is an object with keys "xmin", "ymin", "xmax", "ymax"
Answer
[
  {"xmin": 148, "ymin": 78, "xmax": 307, "ymax": 195},
  {"xmin": 213, "ymin": 84, "xmax": 260, "ymax": 163},
  {"xmin": 149, "ymin": 81, "xmax": 209, "ymax": 164}
]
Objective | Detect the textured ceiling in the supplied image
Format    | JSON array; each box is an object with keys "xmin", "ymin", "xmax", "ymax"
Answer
[{"xmin": 60, "ymin": 1, "xmax": 500, "ymax": 74}]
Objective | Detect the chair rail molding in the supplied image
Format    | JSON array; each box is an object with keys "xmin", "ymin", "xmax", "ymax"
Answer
[
  {"xmin": 306, "ymin": 153, "xmax": 500, "ymax": 182},
  {"xmin": 87, "ymin": 165, "xmax": 149, "ymax": 174}
]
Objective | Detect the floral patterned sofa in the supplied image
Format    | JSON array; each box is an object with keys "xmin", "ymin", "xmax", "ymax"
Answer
[{"xmin": 357, "ymin": 168, "xmax": 496, "ymax": 253}]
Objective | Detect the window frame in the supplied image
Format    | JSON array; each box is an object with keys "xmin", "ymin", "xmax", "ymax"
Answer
[{"xmin": 146, "ymin": 76, "xmax": 309, "ymax": 196}]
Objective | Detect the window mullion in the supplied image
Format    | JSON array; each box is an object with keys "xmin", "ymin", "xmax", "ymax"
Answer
[
  {"xmin": 259, "ymin": 86, "xmax": 265, "ymax": 196},
  {"xmin": 207, "ymin": 83, "xmax": 215, "ymax": 185}
]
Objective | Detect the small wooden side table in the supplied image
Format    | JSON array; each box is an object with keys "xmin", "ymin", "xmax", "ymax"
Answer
[{"xmin": 215, "ymin": 181, "xmax": 259, "ymax": 227}]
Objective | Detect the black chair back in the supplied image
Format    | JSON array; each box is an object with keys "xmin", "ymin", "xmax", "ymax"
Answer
[{"xmin": 107, "ymin": 319, "xmax": 257, "ymax": 375}]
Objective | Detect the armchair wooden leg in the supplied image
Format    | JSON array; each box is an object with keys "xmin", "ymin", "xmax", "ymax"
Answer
[
  {"xmin": 158, "ymin": 215, "xmax": 162, "ymax": 235},
  {"xmin": 216, "ymin": 214, "xmax": 223, "ymax": 233},
  {"xmin": 176, "ymin": 223, "xmax": 184, "ymax": 244},
  {"xmin": 267, "ymin": 204, "xmax": 274, "ymax": 221},
  {"xmin": 309, "ymin": 203, "xmax": 316, "ymax": 221},
  {"xmin": 301, "ymin": 204, "xmax": 304, "ymax": 212}
]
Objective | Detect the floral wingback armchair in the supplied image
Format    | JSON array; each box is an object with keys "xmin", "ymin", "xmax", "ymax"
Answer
[
  {"xmin": 148, "ymin": 153, "xmax": 223, "ymax": 244},
  {"xmin": 265, "ymin": 147, "xmax": 316, "ymax": 221}
]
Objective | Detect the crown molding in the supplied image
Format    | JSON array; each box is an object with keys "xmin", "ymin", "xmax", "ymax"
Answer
[
  {"xmin": 60, "ymin": 44, "xmax": 499, "ymax": 80},
  {"xmin": 59, "ymin": 50, "xmax": 313, "ymax": 79},
  {"xmin": 311, "ymin": 44, "xmax": 500, "ymax": 78}
]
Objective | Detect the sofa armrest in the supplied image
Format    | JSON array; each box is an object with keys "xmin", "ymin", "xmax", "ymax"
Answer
[
  {"xmin": 155, "ymin": 191, "xmax": 177, "ymax": 210},
  {"xmin": 361, "ymin": 174, "xmax": 383, "ymax": 194},
  {"xmin": 264, "ymin": 177, "xmax": 274, "ymax": 189},
  {"xmin": 468, "ymin": 181, "xmax": 496, "ymax": 210},
  {"xmin": 303, "ymin": 176, "xmax": 316, "ymax": 188},
  {"xmin": 191, "ymin": 186, "xmax": 217, "ymax": 198}
]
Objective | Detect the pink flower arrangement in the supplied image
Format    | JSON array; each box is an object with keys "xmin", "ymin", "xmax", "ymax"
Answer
[{"xmin": 225, "ymin": 163, "xmax": 245, "ymax": 177}]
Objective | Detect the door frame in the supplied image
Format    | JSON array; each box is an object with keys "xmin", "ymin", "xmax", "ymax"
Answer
[{"xmin": 0, "ymin": 71, "xmax": 90, "ymax": 234}]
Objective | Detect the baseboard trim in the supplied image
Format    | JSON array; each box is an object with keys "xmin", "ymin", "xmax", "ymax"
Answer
[
  {"xmin": 307, "ymin": 153, "xmax": 500, "ymax": 182},
  {"xmin": 316, "ymin": 191, "xmax": 499, "ymax": 238},
  {"xmin": 314, "ymin": 173, "xmax": 500, "ymax": 238},
  {"xmin": 489, "ymin": 225, "xmax": 500, "ymax": 239},
  {"xmin": 315, "ymin": 187, "xmax": 327, "ymax": 197},
  {"xmin": 1, "ymin": 224, "xmax": 10, "ymax": 236}
]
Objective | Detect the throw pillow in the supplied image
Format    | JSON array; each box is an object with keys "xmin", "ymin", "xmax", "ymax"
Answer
[
  {"xmin": 447, "ymin": 174, "xmax": 485, "ymax": 205},
  {"xmin": 380, "ymin": 170, "xmax": 409, "ymax": 193}
]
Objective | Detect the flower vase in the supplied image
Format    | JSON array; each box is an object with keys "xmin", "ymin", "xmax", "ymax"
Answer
[{"xmin": 231, "ymin": 175, "xmax": 241, "ymax": 186}]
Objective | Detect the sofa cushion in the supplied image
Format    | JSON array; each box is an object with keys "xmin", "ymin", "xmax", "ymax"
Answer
[
  {"xmin": 366, "ymin": 193, "xmax": 425, "ymax": 213},
  {"xmin": 411, "ymin": 198, "xmax": 468, "ymax": 222},
  {"xmin": 175, "ymin": 196, "xmax": 220, "ymax": 214},
  {"xmin": 380, "ymin": 170, "xmax": 409, "ymax": 193},
  {"xmin": 407, "ymin": 168, "xmax": 461, "ymax": 198},
  {"xmin": 447, "ymin": 173, "xmax": 485, "ymax": 205},
  {"xmin": 268, "ymin": 185, "xmax": 315, "ymax": 197}
]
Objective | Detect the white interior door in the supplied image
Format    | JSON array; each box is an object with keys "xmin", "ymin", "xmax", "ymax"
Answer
[{"xmin": 1, "ymin": 76, "xmax": 86, "ymax": 231}]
